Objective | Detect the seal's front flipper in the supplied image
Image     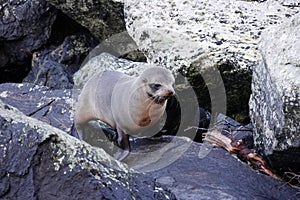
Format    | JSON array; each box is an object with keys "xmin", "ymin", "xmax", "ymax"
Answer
[
  {"xmin": 113, "ymin": 126, "xmax": 131, "ymax": 161},
  {"xmin": 116, "ymin": 126, "xmax": 131, "ymax": 152}
]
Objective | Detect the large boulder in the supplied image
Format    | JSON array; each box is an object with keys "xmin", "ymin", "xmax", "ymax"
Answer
[
  {"xmin": 0, "ymin": 0, "xmax": 56, "ymax": 82},
  {"xmin": 124, "ymin": 0, "xmax": 300, "ymax": 120},
  {"xmin": 249, "ymin": 15, "xmax": 300, "ymax": 173},
  {"xmin": 45, "ymin": 0, "xmax": 126, "ymax": 39}
]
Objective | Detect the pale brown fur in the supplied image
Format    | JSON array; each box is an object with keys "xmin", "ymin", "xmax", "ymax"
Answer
[{"xmin": 74, "ymin": 66, "xmax": 175, "ymax": 159}]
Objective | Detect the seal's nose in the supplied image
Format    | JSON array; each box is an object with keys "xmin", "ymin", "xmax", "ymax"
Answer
[{"xmin": 167, "ymin": 89, "xmax": 175, "ymax": 96}]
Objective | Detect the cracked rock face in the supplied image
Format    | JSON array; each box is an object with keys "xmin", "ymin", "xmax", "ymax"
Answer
[{"xmin": 249, "ymin": 15, "xmax": 300, "ymax": 172}]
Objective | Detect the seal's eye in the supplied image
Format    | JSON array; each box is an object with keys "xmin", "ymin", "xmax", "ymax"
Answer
[{"xmin": 149, "ymin": 83, "xmax": 162, "ymax": 91}]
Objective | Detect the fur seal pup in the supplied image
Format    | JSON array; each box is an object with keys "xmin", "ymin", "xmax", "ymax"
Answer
[{"xmin": 74, "ymin": 66, "xmax": 175, "ymax": 158}]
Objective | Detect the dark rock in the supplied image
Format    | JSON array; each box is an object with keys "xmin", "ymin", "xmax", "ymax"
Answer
[
  {"xmin": 0, "ymin": 83, "xmax": 73, "ymax": 133},
  {"xmin": 125, "ymin": 136, "xmax": 300, "ymax": 199},
  {"xmin": 0, "ymin": 99, "xmax": 175, "ymax": 200},
  {"xmin": 23, "ymin": 34, "xmax": 98, "ymax": 89},
  {"xmin": 48, "ymin": 10, "xmax": 96, "ymax": 46},
  {"xmin": 73, "ymin": 114, "xmax": 299, "ymax": 198},
  {"xmin": 0, "ymin": 0, "xmax": 57, "ymax": 82},
  {"xmin": 45, "ymin": 0, "xmax": 126, "ymax": 40}
]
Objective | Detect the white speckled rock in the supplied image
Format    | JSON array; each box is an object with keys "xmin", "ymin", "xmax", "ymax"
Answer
[
  {"xmin": 124, "ymin": 0, "xmax": 299, "ymax": 120},
  {"xmin": 124, "ymin": 0, "xmax": 299, "ymax": 71},
  {"xmin": 249, "ymin": 14, "xmax": 300, "ymax": 171}
]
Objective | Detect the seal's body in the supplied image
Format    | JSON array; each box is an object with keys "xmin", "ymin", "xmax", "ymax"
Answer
[{"xmin": 75, "ymin": 66, "xmax": 175, "ymax": 156}]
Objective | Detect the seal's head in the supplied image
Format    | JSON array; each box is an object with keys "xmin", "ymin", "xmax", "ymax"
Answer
[{"xmin": 139, "ymin": 66, "xmax": 175, "ymax": 105}]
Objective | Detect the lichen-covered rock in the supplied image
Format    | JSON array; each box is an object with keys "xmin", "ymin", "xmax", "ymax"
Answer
[
  {"xmin": 45, "ymin": 0, "xmax": 125, "ymax": 40},
  {"xmin": 124, "ymin": 0, "xmax": 300, "ymax": 120},
  {"xmin": 249, "ymin": 15, "xmax": 300, "ymax": 172},
  {"xmin": 0, "ymin": 0, "xmax": 56, "ymax": 82},
  {"xmin": 23, "ymin": 34, "xmax": 98, "ymax": 89},
  {"xmin": 0, "ymin": 100, "xmax": 175, "ymax": 199},
  {"xmin": 125, "ymin": 0, "xmax": 299, "ymax": 71}
]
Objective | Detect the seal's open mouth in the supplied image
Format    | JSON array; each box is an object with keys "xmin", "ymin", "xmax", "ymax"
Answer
[{"xmin": 147, "ymin": 92, "xmax": 169, "ymax": 104}]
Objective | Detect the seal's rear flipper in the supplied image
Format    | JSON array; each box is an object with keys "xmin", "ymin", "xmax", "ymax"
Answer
[{"xmin": 114, "ymin": 149, "xmax": 130, "ymax": 161}]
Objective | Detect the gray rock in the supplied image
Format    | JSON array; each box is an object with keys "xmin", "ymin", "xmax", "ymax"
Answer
[
  {"xmin": 124, "ymin": 0, "xmax": 300, "ymax": 120},
  {"xmin": 23, "ymin": 34, "xmax": 98, "ymax": 89},
  {"xmin": 0, "ymin": 97, "xmax": 175, "ymax": 200},
  {"xmin": 0, "ymin": 0, "xmax": 56, "ymax": 81},
  {"xmin": 45, "ymin": 0, "xmax": 125, "ymax": 40},
  {"xmin": 249, "ymin": 15, "xmax": 300, "ymax": 172}
]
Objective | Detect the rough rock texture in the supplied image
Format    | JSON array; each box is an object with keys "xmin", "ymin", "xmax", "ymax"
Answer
[
  {"xmin": 23, "ymin": 34, "xmax": 98, "ymax": 89},
  {"xmin": 125, "ymin": 137, "xmax": 300, "ymax": 199},
  {"xmin": 125, "ymin": 0, "xmax": 299, "ymax": 71},
  {"xmin": 215, "ymin": 113, "xmax": 254, "ymax": 149},
  {"xmin": 124, "ymin": 0, "xmax": 300, "ymax": 120},
  {"xmin": 0, "ymin": 0, "xmax": 56, "ymax": 82},
  {"xmin": 45, "ymin": 0, "xmax": 125, "ymax": 40},
  {"xmin": 0, "ymin": 97, "xmax": 175, "ymax": 199},
  {"xmin": 249, "ymin": 15, "xmax": 300, "ymax": 172},
  {"xmin": 0, "ymin": 83, "xmax": 74, "ymax": 134}
]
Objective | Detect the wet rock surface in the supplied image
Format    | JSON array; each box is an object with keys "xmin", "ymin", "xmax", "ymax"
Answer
[{"xmin": 249, "ymin": 15, "xmax": 300, "ymax": 173}]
